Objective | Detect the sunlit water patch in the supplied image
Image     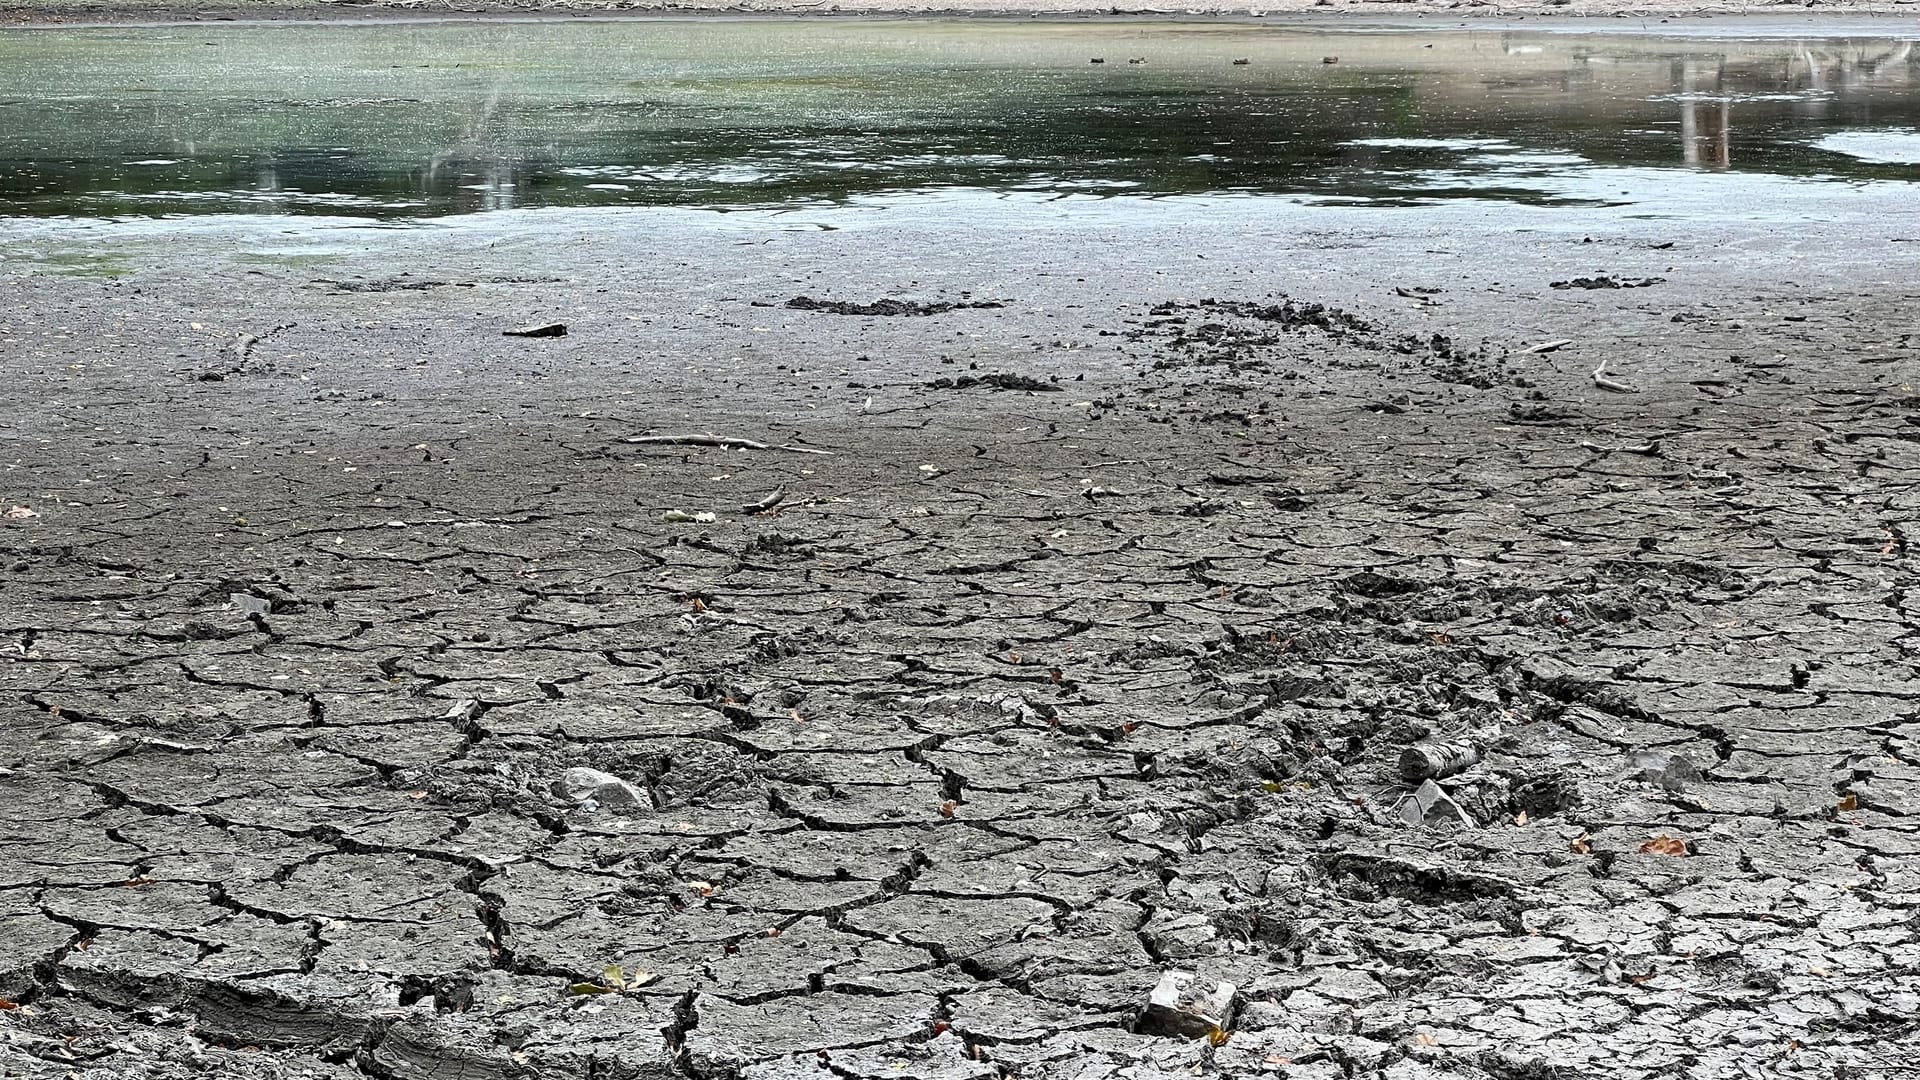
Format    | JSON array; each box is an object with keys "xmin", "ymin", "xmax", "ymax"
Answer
[{"xmin": 0, "ymin": 19, "xmax": 1917, "ymax": 221}]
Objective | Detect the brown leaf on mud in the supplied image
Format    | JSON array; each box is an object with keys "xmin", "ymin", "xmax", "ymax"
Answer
[
  {"xmin": 939, "ymin": 799, "xmax": 958, "ymax": 818},
  {"xmin": 0, "ymin": 1000, "xmax": 18, "ymax": 1011},
  {"xmin": 1639, "ymin": 835, "xmax": 1688, "ymax": 857},
  {"xmin": 1836, "ymin": 793, "xmax": 1859, "ymax": 812},
  {"xmin": 3, "ymin": 505, "xmax": 36, "ymax": 519},
  {"xmin": 1569, "ymin": 834, "xmax": 1592, "ymax": 854}
]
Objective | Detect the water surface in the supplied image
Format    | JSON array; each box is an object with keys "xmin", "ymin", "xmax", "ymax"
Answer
[{"xmin": 0, "ymin": 19, "xmax": 1916, "ymax": 219}]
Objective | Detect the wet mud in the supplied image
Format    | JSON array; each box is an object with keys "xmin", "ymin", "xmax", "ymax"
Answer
[{"xmin": 2, "ymin": 202, "xmax": 1918, "ymax": 1078}]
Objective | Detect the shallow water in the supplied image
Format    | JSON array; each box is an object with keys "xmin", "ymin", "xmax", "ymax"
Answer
[{"xmin": 0, "ymin": 19, "xmax": 1916, "ymax": 219}]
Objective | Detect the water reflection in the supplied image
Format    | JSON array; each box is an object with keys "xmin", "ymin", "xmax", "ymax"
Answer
[{"xmin": 0, "ymin": 21, "xmax": 1916, "ymax": 219}]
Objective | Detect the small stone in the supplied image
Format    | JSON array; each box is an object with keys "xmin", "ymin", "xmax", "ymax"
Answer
[
  {"xmin": 1398, "ymin": 779, "xmax": 1473, "ymax": 827},
  {"xmin": 554, "ymin": 767, "xmax": 647, "ymax": 808},
  {"xmin": 1628, "ymin": 751, "xmax": 1699, "ymax": 791},
  {"xmin": 1138, "ymin": 969, "xmax": 1236, "ymax": 1039},
  {"xmin": 230, "ymin": 592, "xmax": 272, "ymax": 617}
]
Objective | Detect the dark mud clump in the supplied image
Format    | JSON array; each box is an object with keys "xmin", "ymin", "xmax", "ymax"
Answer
[
  {"xmin": 929, "ymin": 373, "xmax": 1062, "ymax": 392},
  {"xmin": 784, "ymin": 296, "xmax": 1007, "ymax": 316},
  {"xmin": 1550, "ymin": 275, "xmax": 1666, "ymax": 289}
]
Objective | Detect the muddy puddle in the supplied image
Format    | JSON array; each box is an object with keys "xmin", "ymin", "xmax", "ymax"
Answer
[{"xmin": 0, "ymin": 19, "xmax": 1916, "ymax": 220}]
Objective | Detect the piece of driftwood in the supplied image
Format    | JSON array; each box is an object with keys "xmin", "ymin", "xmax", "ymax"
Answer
[
  {"xmin": 620, "ymin": 435, "xmax": 833, "ymax": 456},
  {"xmin": 1592, "ymin": 359, "xmax": 1639, "ymax": 393}
]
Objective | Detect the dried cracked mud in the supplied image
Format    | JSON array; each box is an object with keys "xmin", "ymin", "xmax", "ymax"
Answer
[{"xmin": 2, "ymin": 202, "xmax": 1918, "ymax": 1080}]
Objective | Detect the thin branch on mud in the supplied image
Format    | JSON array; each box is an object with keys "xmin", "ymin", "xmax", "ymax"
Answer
[
  {"xmin": 620, "ymin": 434, "xmax": 834, "ymax": 456},
  {"xmin": 740, "ymin": 489, "xmax": 789, "ymax": 514},
  {"xmin": 232, "ymin": 323, "xmax": 294, "ymax": 358},
  {"xmin": 1592, "ymin": 358, "xmax": 1639, "ymax": 394},
  {"xmin": 1580, "ymin": 440, "xmax": 1660, "ymax": 456}
]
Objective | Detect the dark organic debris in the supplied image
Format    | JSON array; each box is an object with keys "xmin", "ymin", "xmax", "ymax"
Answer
[
  {"xmin": 1550, "ymin": 275, "xmax": 1666, "ymax": 290},
  {"xmin": 929, "ymin": 373, "xmax": 1062, "ymax": 392},
  {"xmin": 785, "ymin": 296, "xmax": 1006, "ymax": 317}
]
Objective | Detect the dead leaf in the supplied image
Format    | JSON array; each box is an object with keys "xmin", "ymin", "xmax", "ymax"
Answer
[
  {"xmin": 1836, "ymin": 793, "xmax": 1858, "ymax": 812},
  {"xmin": 1206, "ymin": 1026, "xmax": 1231, "ymax": 1047},
  {"xmin": 564, "ymin": 983, "xmax": 618, "ymax": 996},
  {"xmin": 0, "ymin": 1000, "xmax": 17, "ymax": 1011},
  {"xmin": 1570, "ymin": 834, "xmax": 1591, "ymax": 855},
  {"xmin": 1415, "ymin": 1033, "xmax": 1437, "ymax": 1046},
  {"xmin": 1514, "ymin": 810, "xmax": 1529, "ymax": 826},
  {"xmin": 938, "ymin": 799, "xmax": 958, "ymax": 818},
  {"xmin": 3, "ymin": 505, "xmax": 36, "ymax": 519},
  {"xmin": 1639, "ymin": 834, "xmax": 1688, "ymax": 857}
]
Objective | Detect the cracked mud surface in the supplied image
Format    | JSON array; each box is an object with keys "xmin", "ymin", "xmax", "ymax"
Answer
[{"xmin": 3, "ymin": 200, "xmax": 1919, "ymax": 1079}]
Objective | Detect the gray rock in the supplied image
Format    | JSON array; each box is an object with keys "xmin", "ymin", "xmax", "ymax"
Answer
[
  {"xmin": 553, "ymin": 767, "xmax": 647, "ymax": 808},
  {"xmin": 1138, "ymin": 969, "xmax": 1236, "ymax": 1039},
  {"xmin": 1629, "ymin": 751, "xmax": 1699, "ymax": 791},
  {"xmin": 1397, "ymin": 779, "xmax": 1473, "ymax": 827}
]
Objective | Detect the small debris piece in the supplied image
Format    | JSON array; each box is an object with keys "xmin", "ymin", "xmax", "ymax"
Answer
[
  {"xmin": 785, "ymin": 296, "xmax": 1003, "ymax": 317},
  {"xmin": 1322, "ymin": 55, "xmax": 1339, "ymax": 64},
  {"xmin": 1639, "ymin": 835, "xmax": 1688, "ymax": 857},
  {"xmin": 1592, "ymin": 358, "xmax": 1639, "ymax": 394},
  {"xmin": 554, "ymin": 767, "xmax": 648, "ymax": 808},
  {"xmin": 3, "ymin": 505, "xmax": 37, "ymax": 519},
  {"xmin": 1398, "ymin": 779, "xmax": 1473, "ymax": 827},
  {"xmin": 1628, "ymin": 751, "xmax": 1698, "ymax": 792},
  {"xmin": 741, "ymin": 489, "xmax": 788, "ymax": 515},
  {"xmin": 662, "ymin": 510, "xmax": 718, "ymax": 524},
  {"xmin": 1138, "ymin": 970, "xmax": 1236, "ymax": 1039},
  {"xmin": 1526, "ymin": 338, "xmax": 1574, "ymax": 354},
  {"xmin": 1551, "ymin": 276, "xmax": 1664, "ymax": 290},
  {"xmin": 503, "ymin": 322, "xmax": 567, "ymax": 338},
  {"xmin": 1398, "ymin": 741, "xmax": 1481, "ymax": 783},
  {"xmin": 622, "ymin": 434, "xmax": 834, "ymax": 456},
  {"xmin": 929, "ymin": 373, "xmax": 1062, "ymax": 392},
  {"xmin": 230, "ymin": 592, "xmax": 273, "ymax": 617}
]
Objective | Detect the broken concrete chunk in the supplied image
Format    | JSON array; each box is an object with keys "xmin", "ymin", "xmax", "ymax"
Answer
[
  {"xmin": 1138, "ymin": 969, "xmax": 1236, "ymax": 1039},
  {"xmin": 230, "ymin": 592, "xmax": 273, "ymax": 617},
  {"xmin": 1397, "ymin": 779, "xmax": 1473, "ymax": 827},
  {"xmin": 1398, "ymin": 741, "xmax": 1480, "ymax": 782},
  {"xmin": 553, "ymin": 767, "xmax": 647, "ymax": 808}
]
